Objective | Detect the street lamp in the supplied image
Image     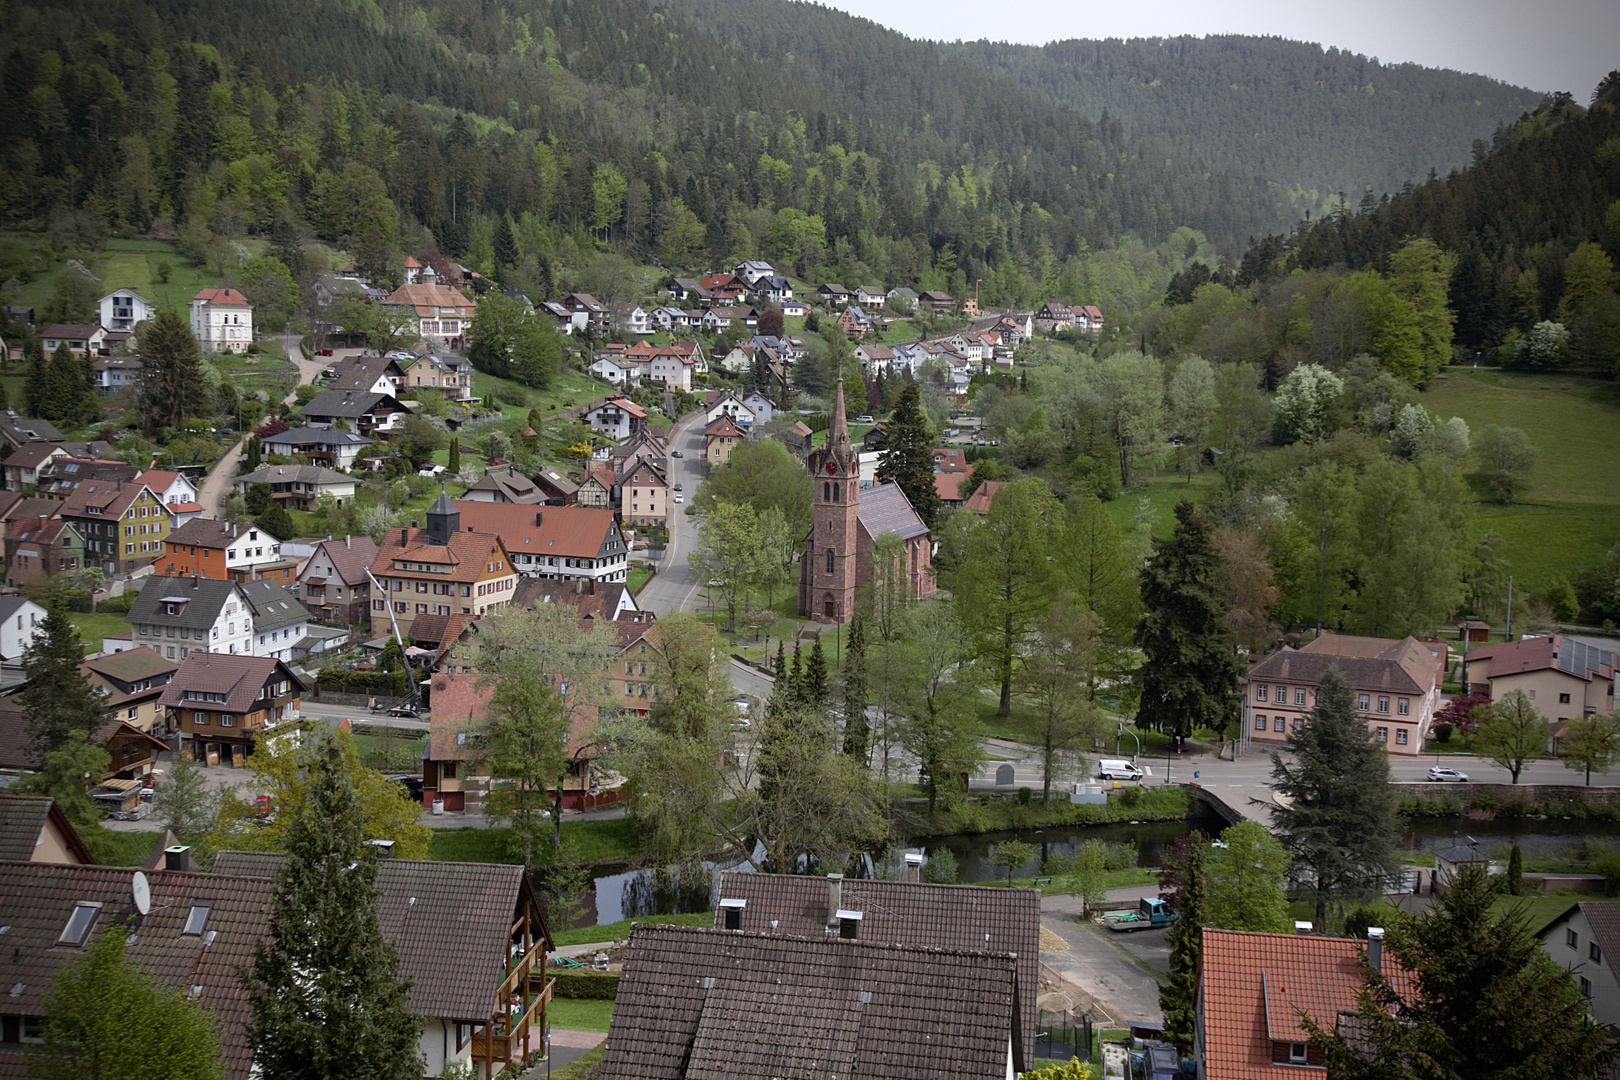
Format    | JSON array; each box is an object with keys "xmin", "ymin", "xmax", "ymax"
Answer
[{"xmin": 1115, "ymin": 723, "xmax": 1141, "ymax": 763}]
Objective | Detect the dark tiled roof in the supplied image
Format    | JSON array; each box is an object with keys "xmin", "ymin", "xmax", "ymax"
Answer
[
  {"xmin": 211, "ymin": 852, "xmax": 546, "ymax": 1022},
  {"xmin": 856, "ymin": 481, "xmax": 929, "ymax": 542},
  {"xmin": 166, "ymin": 518, "xmax": 267, "ymax": 550},
  {"xmin": 80, "ymin": 644, "xmax": 177, "ymax": 686},
  {"xmin": 304, "ymin": 535, "xmax": 380, "ymax": 587},
  {"xmin": 0, "ymin": 861, "xmax": 277, "ymax": 1078},
  {"xmin": 0, "ymin": 796, "xmax": 54, "ymax": 861},
  {"xmin": 713, "ymin": 872, "xmax": 1039, "ymax": 1068},
  {"xmin": 465, "ymin": 467, "xmax": 544, "ymax": 503},
  {"xmin": 326, "ymin": 355, "xmax": 405, "ymax": 391},
  {"xmin": 128, "ymin": 575, "xmax": 241, "ymax": 631},
  {"xmin": 157, "ymin": 653, "xmax": 301, "ymax": 715},
  {"xmin": 514, "ymin": 578, "xmax": 635, "ymax": 620},
  {"xmin": 602, "ymin": 924, "xmax": 1018, "ymax": 1080},
  {"xmin": 260, "ymin": 426, "xmax": 373, "ymax": 448},
  {"xmin": 235, "ymin": 463, "xmax": 353, "ymax": 487},
  {"xmin": 59, "ymin": 479, "xmax": 152, "ymax": 521},
  {"xmin": 301, "ymin": 389, "xmax": 405, "ymax": 419},
  {"xmin": 1, "ymin": 442, "xmax": 63, "ymax": 469},
  {"xmin": 239, "ymin": 579, "xmax": 310, "ymax": 634},
  {"xmin": 1249, "ymin": 636, "xmax": 1434, "ymax": 696}
]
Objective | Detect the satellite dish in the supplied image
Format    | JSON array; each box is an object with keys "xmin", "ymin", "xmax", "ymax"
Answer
[{"xmin": 131, "ymin": 871, "xmax": 151, "ymax": 916}]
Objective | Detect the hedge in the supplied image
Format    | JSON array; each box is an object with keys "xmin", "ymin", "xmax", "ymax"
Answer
[
  {"xmin": 551, "ymin": 970, "xmax": 619, "ymax": 1000},
  {"xmin": 314, "ymin": 667, "xmax": 411, "ymax": 693}
]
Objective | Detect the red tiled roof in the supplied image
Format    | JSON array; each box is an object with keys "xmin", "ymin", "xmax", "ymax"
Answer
[
  {"xmin": 305, "ymin": 535, "xmax": 379, "ymax": 587},
  {"xmin": 371, "ymin": 524, "xmax": 510, "ymax": 585},
  {"xmin": 1250, "ymin": 635, "xmax": 1439, "ymax": 696},
  {"xmin": 450, "ymin": 500, "xmax": 618, "ymax": 561},
  {"xmin": 382, "ymin": 281, "xmax": 474, "ymax": 316},
  {"xmin": 191, "ymin": 288, "xmax": 251, "ymax": 306},
  {"xmin": 934, "ymin": 471, "xmax": 968, "ymax": 503},
  {"xmin": 59, "ymin": 480, "xmax": 154, "ymax": 521},
  {"xmin": 1461, "ymin": 634, "xmax": 1614, "ymax": 682},
  {"xmin": 1200, "ymin": 928, "xmax": 1412, "ymax": 1080},
  {"xmin": 704, "ymin": 415, "xmax": 746, "ymax": 439},
  {"xmin": 963, "ymin": 480, "xmax": 1007, "ymax": 515}
]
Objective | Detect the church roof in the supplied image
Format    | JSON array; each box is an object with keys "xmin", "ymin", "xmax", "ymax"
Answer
[{"xmin": 858, "ymin": 481, "xmax": 929, "ymax": 541}]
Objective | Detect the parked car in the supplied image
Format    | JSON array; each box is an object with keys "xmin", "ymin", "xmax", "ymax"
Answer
[
  {"xmin": 674, "ymin": 494, "xmax": 684, "ymax": 504},
  {"xmin": 673, "ymin": 483, "xmax": 682, "ymax": 491},
  {"xmin": 386, "ymin": 705, "xmax": 421, "ymax": 719},
  {"xmin": 672, "ymin": 449, "xmax": 684, "ymax": 458},
  {"xmin": 854, "ymin": 414, "xmax": 874, "ymax": 424},
  {"xmin": 1428, "ymin": 766, "xmax": 1470, "ymax": 782},
  {"xmin": 389, "ymin": 775, "xmax": 425, "ymax": 800},
  {"xmin": 315, "ymin": 348, "xmax": 334, "ymax": 356}
]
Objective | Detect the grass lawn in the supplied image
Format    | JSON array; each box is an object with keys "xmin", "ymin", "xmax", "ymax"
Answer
[
  {"xmin": 550, "ymin": 910, "xmax": 712, "ymax": 947},
  {"xmin": 546, "ymin": 997, "xmax": 614, "ymax": 1033},
  {"xmin": 989, "ymin": 866, "xmax": 1160, "ymax": 894},
  {"xmin": 475, "ymin": 367, "xmax": 613, "ymax": 422},
  {"xmin": 626, "ymin": 565, "xmax": 654, "ymax": 595},
  {"xmin": 548, "ymin": 1043, "xmax": 604, "ymax": 1079},
  {"xmin": 425, "ymin": 818, "xmax": 640, "ymax": 866},
  {"xmin": 1104, "ymin": 466, "xmax": 1220, "ymax": 540},
  {"xmin": 9, "ymin": 237, "xmax": 235, "ymax": 318},
  {"xmin": 68, "ymin": 611, "xmax": 132, "ymax": 651},
  {"xmin": 82, "ymin": 827, "xmax": 164, "ymax": 867},
  {"xmin": 1420, "ymin": 367, "xmax": 1620, "ymax": 584},
  {"xmin": 1505, "ymin": 890, "xmax": 1607, "ymax": 935}
]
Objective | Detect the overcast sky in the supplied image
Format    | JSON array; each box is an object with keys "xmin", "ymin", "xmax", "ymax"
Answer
[{"xmin": 820, "ymin": 0, "xmax": 1617, "ymax": 97}]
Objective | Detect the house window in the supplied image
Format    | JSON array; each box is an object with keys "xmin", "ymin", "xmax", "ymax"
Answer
[
  {"xmin": 57, "ymin": 903, "xmax": 103, "ymax": 947},
  {"xmin": 1294, "ymin": 688, "xmax": 1306, "ymax": 706},
  {"xmin": 1378, "ymin": 696, "xmax": 1390, "ymax": 714},
  {"xmin": 1375, "ymin": 727, "xmax": 1388, "ymax": 742},
  {"xmin": 1569, "ymin": 929, "xmax": 1580, "ymax": 950},
  {"xmin": 1560, "ymin": 693, "xmax": 1572, "ymax": 704},
  {"xmin": 1358, "ymin": 694, "xmax": 1370, "ymax": 711},
  {"xmin": 1396, "ymin": 729, "xmax": 1408, "ymax": 745},
  {"xmin": 1273, "ymin": 717, "xmax": 1285, "ymax": 732},
  {"xmin": 1255, "ymin": 715, "xmax": 1267, "ymax": 731},
  {"xmin": 1398, "ymin": 698, "xmax": 1410, "ymax": 715},
  {"xmin": 183, "ymin": 904, "xmax": 212, "ymax": 936},
  {"xmin": 1288, "ymin": 1044, "xmax": 1307, "ymax": 1064},
  {"xmin": 441, "ymin": 762, "xmax": 457, "ymax": 780},
  {"xmin": 1292, "ymin": 718, "xmax": 1304, "ymax": 733},
  {"xmin": 1582, "ymin": 976, "xmax": 1593, "ymax": 998},
  {"xmin": 1256, "ymin": 686, "xmax": 1267, "ymax": 702},
  {"xmin": 826, "ymin": 549, "xmax": 835, "ymax": 575},
  {"xmin": 1274, "ymin": 686, "xmax": 1285, "ymax": 702},
  {"xmin": 1592, "ymin": 942, "xmax": 1603, "ymax": 964}
]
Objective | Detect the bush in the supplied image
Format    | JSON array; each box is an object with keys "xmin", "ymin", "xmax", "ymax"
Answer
[
  {"xmin": 1435, "ymin": 722, "xmax": 1453, "ymax": 743},
  {"xmin": 922, "ymin": 848, "xmax": 959, "ymax": 884},
  {"xmin": 495, "ymin": 384, "xmax": 530, "ymax": 408},
  {"xmin": 550, "ymin": 970, "xmax": 619, "ymax": 1000},
  {"xmin": 1101, "ymin": 840, "xmax": 1139, "ymax": 872},
  {"xmin": 1117, "ymin": 785, "xmax": 1143, "ymax": 809}
]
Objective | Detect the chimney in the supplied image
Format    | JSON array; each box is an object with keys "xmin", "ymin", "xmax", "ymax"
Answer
[
  {"xmin": 719, "ymin": 897, "xmax": 746, "ymax": 930},
  {"xmin": 1367, "ymin": 927, "xmax": 1384, "ymax": 972},
  {"xmin": 367, "ymin": 839, "xmax": 395, "ymax": 859},
  {"xmin": 345, "ymin": 534, "xmax": 351, "ymax": 548},
  {"xmin": 837, "ymin": 909, "xmax": 864, "ymax": 940},
  {"xmin": 1280, "ymin": 657, "xmax": 1290, "ymax": 679},
  {"xmin": 904, "ymin": 853, "xmax": 924, "ymax": 883},
  {"xmin": 535, "ymin": 512, "xmax": 543, "ymax": 527},
  {"xmin": 1294, "ymin": 921, "xmax": 1313, "ymax": 936},
  {"xmin": 826, "ymin": 874, "xmax": 844, "ymax": 929},
  {"xmin": 165, "ymin": 846, "xmax": 191, "ymax": 872}
]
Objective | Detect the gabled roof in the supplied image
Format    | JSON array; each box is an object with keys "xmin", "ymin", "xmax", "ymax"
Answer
[
  {"xmin": 857, "ymin": 481, "xmax": 929, "ymax": 542},
  {"xmin": 426, "ymin": 673, "xmax": 490, "ymax": 760},
  {"xmin": 81, "ymin": 645, "xmax": 178, "ymax": 688},
  {"xmin": 0, "ymin": 794, "xmax": 93, "ymax": 863},
  {"xmin": 135, "ymin": 469, "xmax": 188, "ymax": 494},
  {"xmin": 534, "ymin": 468, "xmax": 579, "ymax": 498},
  {"xmin": 1249, "ymin": 635, "xmax": 1438, "ymax": 696},
  {"xmin": 235, "ymin": 464, "xmax": 354, "ymax": 488},
  {"xmin": 0, "ymin": 415, "xmax": 64, "ymax": 445},
  {"xmin": 1540, "ymin": 901, "xmax": 1620, "ymax": 974},
  {"xmin": 585, "ymin": 395, "xmax": 646, "ymax": 419},
  {"xmin": 259, "ymin": 426, "xmax": 373, "ymax": 448},
  {"xmin": 601, "ymin": 924, "xmax": 1018, "ymax": 1080},
  {"xmin": 128, "ymin": 576, "xmax": 242, "ymax": 631},
  {"xmin": 465, "ymin": 467, "xmax": 544, "ymax": 503},
  {"xmin": 325, "ymin": 355, "xmax": 405, "ymax": 391},
  {"xmin": 157, "ymin": 652, "xmax": 301, "ymax": 714},
  {"xmin": 42, "ymin": 323, "xmax": 103, "ymax": 340},
  {"xmin": 371, "ymin": 523, "xmax": 509, "ymax": 585},
  {"xmin": 1462, "ymin": 634, "xmax": 1615, "ymax": 683},
  {"xmin": 166, "ymin": 518, "xmax": 276, "ymax": 551},
  {"xmin": 513, "ymin": 578, "xmax": 637, "ymax": 620},
  {"xmin": 59, "ymin": 480, "xmax": 154, "ymax": 520},
  {"xmin": 382, "ymin": 281, "xmax": 475, "ymax": 315},
  {"xmin": 0, "ymin": 861, "xmax": 275, "ymax": 1077},
  {"xmin": 210, "ymin": 851, "xmax": 548, "ymax": 1024},
  {"xmin": 239, "ymin": 579, "xmax": 310, "ymax": 634},
  {"xmin": 303, "ymin": 535, "xmax": 380, "ymax": 586},
  {"xmin": 300, "ymin": 389, "xmax": 407, "ymax": 419},
  {"xmin": 2, "ymin": 442, "xmax": 66, "ymax": 469},
  {"xmin": 1199, "ymin": 928, "xmax": 1413, "ymax": 1080},
  {"xmin": 704, "ymin": 415, "xmax": 746, "ymax": 439},
  {"xmin": 450, "ymin": 500, "xmax": 619, "ymax": 561},
  {"xmin": 964, "ymin": 480, "xmax": 1007, "ymax": 515},
  {"xmin": 712, "ymin": 871, "xmax": 1039, "ymax": 1069},
  {"xmin": 191, "ymin": 288, "xmax": 251, "ymax": 307}
]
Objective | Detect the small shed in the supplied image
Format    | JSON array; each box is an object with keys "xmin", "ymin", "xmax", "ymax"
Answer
[
  {"xmin": 1434, "ymin": 843, "xmax": 1493, "ymax": 893},
  {"xmin": 1458, "ymin": 620, "xmax": 1491, "ymax": 644}
]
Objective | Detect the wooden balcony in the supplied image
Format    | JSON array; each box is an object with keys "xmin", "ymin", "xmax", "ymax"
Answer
[{"xmin": 468, "ymin": 937, "xmax": 553, "ymax": 1070}]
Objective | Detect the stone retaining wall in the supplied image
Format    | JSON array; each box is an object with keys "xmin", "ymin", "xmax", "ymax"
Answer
[{"xmin": 1392, "ymin": 782, "xmax": 1620, "ymax": 805}]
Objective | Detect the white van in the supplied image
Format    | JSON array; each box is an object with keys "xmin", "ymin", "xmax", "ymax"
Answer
[{"xmin": 1096, "ymin": 759, "xmax": 1145, "ymax": 781}]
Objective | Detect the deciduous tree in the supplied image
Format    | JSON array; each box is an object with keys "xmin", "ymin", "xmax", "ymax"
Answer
[
  {"xmin": 1561, "ymin": 712, "xmax": 1617, "ymax": 787},
  {"xmin": 1058, "ymin": 494, "xmax": 1141, "ymax": 699},
  {"xmin": 152, "ymin": 750, "xmax": 218, "ymax": 839},
  {"xmin": 689, "ymin": 500, "xmax": 763, "ymax": 633},
  {"xmin": 1205, "ymin": 820, "xmax": 1291, "ymax": 932},
  {"xmin": 1016, "ymin": 599, "xmax": 1104, "ymax": 803},
  {"xmin": 887, "ymin": 604, "xmax": 984, "ymax": 815},
  {"xmin": 1473, "ymin": 424, "xmax": 1539, "ymax": 504},
  {"xmin": 1474, "ymin": 689, "xmax": 1548, "ymax": 784},
  {"xmin": 1269, "ymin": 667, "xmax": 1401, "ymax": 927}
]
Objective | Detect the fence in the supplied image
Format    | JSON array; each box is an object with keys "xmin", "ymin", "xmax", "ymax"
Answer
[{"xmin": 1034, "ymin": 1007, "xmax": 1092, "ymax": 1063}]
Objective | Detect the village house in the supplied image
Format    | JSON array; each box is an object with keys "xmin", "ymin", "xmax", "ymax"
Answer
[
  {"xmin": 1197, "ymin": 926, "xmax": 1412, "ymax": 1078},
  {"xmin": 0, "ymin": 442, "xmax": 67, "ymax": 491},
  {"xmin": 1036, "ymin": 300, "xmax": 1074, "ymax": 333},
  {"xmin": 620, "ymin": 458, "xmax": 669, "ymax": 527},
  {"xmin": 601, "ymin": 923, "xmax": 1021, "ymax": 1080},
  {"xmin": 399, "ymin": 354, "xmax": 476, "ymax": 402},
  {"xmin": 742, "ymin": 391, "xmax": 776, "ymax": 424},
  {"xmin": 532, "ymin": 468, "xmax": 580, "ymax": 505},
  {"xmin": 0, "ymin": 596, "xmax": 45, "ymax": 662},
  {"xmin": 299, "ymin": 389, "xmax": 409, "ymax": 437},
  {"xmin": 854, "ymin": 342, "xmax": 896, "ymax": 373},
  {"xmin": 538, "ymin": 300, "xmax": 586, "ymax": 335},
  {"xmin": 325, "ymin": 354, "xmax": 405, "ymax": 395},
  {"xmin": 704, "ymin": 414, "xmax": 746, "ymax": 465},
  {"xmin": 128, "ymin": 575, "xmax": 253, "ymax": 660},
  {"xmin": 583, "ymin": 394, "xmax": 647, "ymax": 440},
  {"xmin": 451, "ymin": 500, "xmax": 629, "ymax": 583},
  {"xmin": 189, "ymin": 288, "xmax": 254, "ymax": 352},
  {"xmin": 1539, "ymin": 901, "xmax": 1620, "ymax": 1025},
  {"xmin": 703, "ymin": 390, "xmax": 757, "ymax": 427},
  {"xmin": 799, "ymin": 380, "xmax": 936, "ymax": 623},
  {"xmin": 1460, "ymin": 635, "xmax": 1617, "ymax": 728},
  {"xmin": 962, "ymin": 479, "xmax": 1007, "ymax": 515},
  {"xmin": 614, "ymin": 306, "xmax": 652, "ymax": 335},
  {"xmin": 294, "ymin": 535, "xmax": 377, "ymax": 627},
  {"xmin": 162, "ymin": 519, "xmax": 283, "ymax": 581},
  {"xmin": 646, "ymin": 345, "xmax": 697, "ymax": 391},
  {"xmin": 516, "ymin": 576, "xmax": 643, "ymax": 622},
  {"xmin": 97, "ymin": 288, "xmax": 156, "ymax": 333},
  {"xmin": 79, "ymin": 645, "xmax": 177, "ymax": 734},
  {"xmin": 702, "ymin": 305, "xmax": 757, "ymax": 333},
  {"xmin": 563, "ymin": 293, "xmax": 611, "ymax": 335},
  {"xmin": 159, "ymin": 652, "xmax": 303, "ymax": 767},
  {"xmin": 588, "ymin": 353, "xmax": 635, "ymax": 386},
  {"xmin": 59, "ymin": 480, "xmax": 169, "ymax": 574},
  {"xmin": 782, "ymin": 298, "xmax": 807, "ymax": 317},
  {"xmin": 258, "ymin": 427, "xmax": 374, "ymax": 470},
  {"xmin": 918, "ymin": 289, "xmax": 956, "ymax": 313},
  {"xmin": 817, "ymin": 283, "xmax": 852, "ymax": 307},
  {"xmin": 666, "ymin": 277, "xmax": 709, "ymax": 304},
  {"xmin": 384, "ymin": 266, "xmax": 476, "ymax": 349},
  {"xmin": 211, "ymin": 849, "xmax": 554, "ymax": 1079},
  {"xmin": 1242, "ymin": 634, "xmax": 1446, "ymax": 754},
  {"xmin": 752, "ymin": 275, "xmax": 795, "ymax": 304},
  {"xmin": 40, "ymin": 323, "xmax": 107, "ymax": 356},
  {"xmin": 734, "ymin": 260, "xmax": 777, "ymax": 286},
  {"xmin": 90, "ymin": 354, "xmax": 142, "ymax": 395},
  {"xmin": 0, "ymin": 414, "xmax": 62, "ymax": 452},
  {"xmin": 463, "ymin": 465, "xmax": 545, "ymax": 504},
  {"xmin": 698, "ymin": 272, "xmax": 747, "ymax": 303},
  {"xmin": 4, "ymin": 515, "xmax": 85, "ymax": 589},
  {"xmin": 368, "ymin": 494, "xmax": 518, "ymax": 639},
  {"xmin": 1076, "ymin": 304, "xmax": 1106, "ymax": 332},
  {"xmin": 837, "ymin": 304, "xmax": 872, "ymax": 338},
  {"xmin": 854, "ymin": 285, "xmax": 887, "ymax": 309},
  {"xmin": 33, "ymin": 456, "xmax": 139, "ymax": 501},
  {"xmin": 233, "ymin": 464, "xmax": 357, "ymax": 511},
  {"xmin": 0, "ymin": 794, "xmax": 94, "ymax": 864},
  {"xmin": 720, "ymin": 342, "xmax": 762, "ymax": 375},
  {"xmin": 576, "ymin": 461, "xmax": 616, "ymax": 509},
  {"xmin": 240, "ymin": 578, "xmax": 310, "ymax": 662}
]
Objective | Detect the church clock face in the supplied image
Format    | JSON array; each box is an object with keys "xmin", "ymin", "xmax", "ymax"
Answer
[{"xmin": 826, "ymin": 462, "xmax": 838, "ymax": 473}]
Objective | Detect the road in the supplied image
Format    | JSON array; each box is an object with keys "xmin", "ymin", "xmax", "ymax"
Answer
[
  {"xmin": 635, "ymin": 410, "xmax": 708, "ymax": 617},
  {"xmin": 195, "ymin": 334, "xmax": 327, "ymax": 518}
]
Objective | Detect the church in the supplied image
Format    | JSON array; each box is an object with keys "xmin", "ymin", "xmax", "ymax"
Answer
[{"xmin": 798, "ymin": 378, "xmax": 936, "ymax": 623}]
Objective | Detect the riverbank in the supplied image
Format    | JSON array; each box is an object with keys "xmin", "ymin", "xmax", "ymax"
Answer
[{"xmin": 907, "ymin": 785, "xmax": 1194, "ymax": 837}]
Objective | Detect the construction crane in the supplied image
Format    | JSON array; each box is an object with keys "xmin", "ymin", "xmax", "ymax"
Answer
[{"xmin": 365, "ymin": 568, "xmax": 422, "ymax": 712}]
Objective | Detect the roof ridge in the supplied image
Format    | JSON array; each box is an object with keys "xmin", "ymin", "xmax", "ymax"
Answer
[{"xmin": 635, "ymin": 922, "xmax": 1023, "ymax": 961}]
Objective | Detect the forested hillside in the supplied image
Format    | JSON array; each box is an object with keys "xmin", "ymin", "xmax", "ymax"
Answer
[{"xmin": 949, "ymin": 35, "xmax": 1541, "ymax": 217}]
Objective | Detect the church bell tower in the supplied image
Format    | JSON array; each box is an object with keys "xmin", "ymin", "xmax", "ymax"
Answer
[{"xmin": 799, "ymin": 377, "xmax": 861, "ymax": 623}]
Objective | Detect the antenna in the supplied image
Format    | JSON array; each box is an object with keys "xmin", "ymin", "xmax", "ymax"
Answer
[{"xmin": 130, "ymin": 871, "xmax": 151, "ymax": 916}]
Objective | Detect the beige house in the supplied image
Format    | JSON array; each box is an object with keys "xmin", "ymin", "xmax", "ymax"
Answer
[
  {"xmin": 1460, "ymin": 635, "xmax": 1617, "ymax": 727},
  {"xmin": 619, "ymin": 458, "xmax": 668, "ymax": 527},
  {"xmin": 189, "ymin": 289, "xmax": 253, "ymax": 352},
  {"xmin": 1241, "ymin": 634, "xmax": 1446, "ymax": 755},
  {"xmin": 1540, "ymin": 901, "xmax": 1620, "ymax": 1026}
]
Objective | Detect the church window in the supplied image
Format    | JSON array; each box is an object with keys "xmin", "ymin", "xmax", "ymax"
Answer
[
  {"xmin": 826, "ymin": 549, "xmax": 834, "ymax": 574},
  {"xmin": 822, "ymin": 482, "xmax": 829, "ymax": 501},
  {"xmin": 833, "ymin": 483, "xmax": 840, "ymax": 502}
]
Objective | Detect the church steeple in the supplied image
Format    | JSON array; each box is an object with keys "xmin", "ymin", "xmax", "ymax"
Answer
[
  {"xmin": 426, "ymin": 489, "xmax": 459, "ymax": 546},
  {"xmin": 826, "ymin": 374, "xmax": 855, "ymax": 476}
]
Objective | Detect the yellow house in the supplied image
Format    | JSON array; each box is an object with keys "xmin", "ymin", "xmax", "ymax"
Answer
[
  {"xmin": 59, "ymin": 481, "xmax": 172, "ymax": 574},
  {"xmin": 705, "ymin": 414, "xmax": 746, "ymax": 465}
]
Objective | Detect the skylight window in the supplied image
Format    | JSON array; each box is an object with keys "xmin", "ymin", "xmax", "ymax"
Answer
[
  {"xmin": 57, "ymin": 902, "xmax": 102, "ymax": 947},
  {"xmin": 182, "ymin": 903, "xmax": 212, "ymax": 936}
]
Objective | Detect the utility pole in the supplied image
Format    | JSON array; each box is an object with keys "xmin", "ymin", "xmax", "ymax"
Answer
[{"xmin": 1505, "ymin": 575, "xmax": 1514, "ymax": 641}]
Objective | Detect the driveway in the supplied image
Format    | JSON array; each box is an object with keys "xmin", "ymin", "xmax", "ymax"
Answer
[
  {"xmin": 195, "ymin": 333, "xmax": 325, "ymax": 518},
  {"xmin": 1040, "ymin": 888, "xmax": 1168, "ymax": 1026}
]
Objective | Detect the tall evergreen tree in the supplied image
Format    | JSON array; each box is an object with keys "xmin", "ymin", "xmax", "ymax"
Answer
[
  {"xmin": 138, "ymin": 310, "xmax": 207, "ymax": 434},
  {"xmin": 1159, "ymin": 828, "xmax": 1207, "ymax": 1053},
  {"xmin": 788, "ymin": 644, "xmax": 805, "ymax": 707},
  {"xmin": 1306, "ymin": 863, "xmax": 1620, "ymax": 1080},
  {"xmin": 841, "ymin": 614, "xmax": 869, "ymax": 760},
  {"xmin": 493, "ymin": 216, "xmax": 519, "ymax": 281},
  {"xmin": 875, "ymin": 383, "xmax": 940, "ymax": 528},
  {"xmin": 1135, "ymin": 499, "xmax": 1241, "ymax": 742},
  {"xmin": 805, "ymin": 636, "xmax": 829, "ymax": 712},
  {"xmin": 446, "ymin": 436, "xmax": 461, "ymax": 474},
  {"xmin": 21, "ymin": 606, "xmax": 108, "ymax": 758},
  {"xmin": 1269, "ymin": 667, "xmax": 1402, "ymax": 927},
  {"xmin": 23, "ymin": 334, "xmax": 46, "ymax": 417},
  {"xmin": 247, "ymin": 737, "xmax": 422, "ymax": 1080},
  {"xmin": 42, "ymin": 342, "xmax": 85, "ymax": 423}
]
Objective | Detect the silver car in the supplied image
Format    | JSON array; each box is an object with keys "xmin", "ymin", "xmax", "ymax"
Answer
[{"xmin": 1427, "ymin": 766, "xmax": 1469, "ymax": 782}]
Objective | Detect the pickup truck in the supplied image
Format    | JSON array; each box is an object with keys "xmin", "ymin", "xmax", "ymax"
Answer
[{"xmin": 1093, "ymin": 896, "xmax": 1179, "ymax": 933}]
